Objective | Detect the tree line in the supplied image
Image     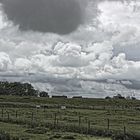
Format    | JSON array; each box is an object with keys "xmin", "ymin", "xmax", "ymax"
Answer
[{"xmin": 0, "ymin": 81, "xmax": 48, "ymax": 97}]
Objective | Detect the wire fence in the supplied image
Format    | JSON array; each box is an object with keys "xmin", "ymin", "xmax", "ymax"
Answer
[{"xmin": 0, "ymin": 106, "xmax": 139, "ymax": 137}]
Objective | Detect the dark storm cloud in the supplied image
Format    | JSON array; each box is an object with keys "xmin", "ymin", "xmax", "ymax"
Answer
[{"xmin": 2, "ymin": 0, "xmax": 86, "ymax": 34}]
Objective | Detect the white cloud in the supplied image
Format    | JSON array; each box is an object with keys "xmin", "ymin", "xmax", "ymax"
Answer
[
  {"xmin": 0, "ymin": 52, "xmax": 11, "ymax": 71},
  {"xmin": 14, "ymin": 58, "xmax": 31, "ymax": 71},
  {"xmin": 0, "ymin": 0, "xmax": 140, "ymax": 98}
]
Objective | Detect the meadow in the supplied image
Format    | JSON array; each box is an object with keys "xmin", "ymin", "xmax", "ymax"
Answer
[{"xmin": 0, "ymin": 95, "xmax": 139, "ymax": 140}]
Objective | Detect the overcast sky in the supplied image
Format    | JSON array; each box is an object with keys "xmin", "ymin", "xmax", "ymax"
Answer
[{"xmin": 0, "ymin": 0, "xmax": 140, "ymax": 98}]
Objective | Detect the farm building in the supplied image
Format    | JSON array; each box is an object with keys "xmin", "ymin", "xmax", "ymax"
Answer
[
  {"xmin": 72, "ymin": 96, "xmax": 83, "ymax": 99},
  {"xmin": 52, "ymin": 95, "xmax": 67, "ymax": 99},
  {"xmin": 113, "ymin": 94, "xmax": 125, "ymax": 99}
]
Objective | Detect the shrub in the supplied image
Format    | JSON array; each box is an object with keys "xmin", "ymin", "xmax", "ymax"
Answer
[
  {"xmin": 62, "ymin": 135, "xmax": 75, "ymax": 139},
  {"xmin": 25, "ymin": 127, "xmax": 47, "ymax": 134}
]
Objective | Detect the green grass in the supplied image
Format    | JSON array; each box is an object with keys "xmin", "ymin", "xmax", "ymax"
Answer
[
  {"xmin": 0, "ymin": 95, "xmax": 139, "ymax": 139},
  {"xmin": 0, "ymin": 95, "xmax": 139, "ymax": 108},
  {"xmin": 0, "ymin": 122, "xmax": 111, "ymax": 140},
  {"xmin": 1, "ymin": 107, "xmax": 139, "ymax": 133}
]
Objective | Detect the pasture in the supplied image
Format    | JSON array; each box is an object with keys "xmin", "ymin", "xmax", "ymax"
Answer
[{"xmin": 0, "ymin": 95, "xmax": 139, "ymax": 140}]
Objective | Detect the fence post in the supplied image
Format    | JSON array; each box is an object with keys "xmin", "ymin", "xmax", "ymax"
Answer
[
  {"xmin": 87, "ymin": 120, "xmax": 91, "ymax": 134},
  {"xmin": 31, "ymin": 112, "xmax": 34, "ymax": 121},
  {"xmin": 124, "ymin": 126, "xmax": 126, "ymax": 134},
  {"xmin": 1, "ymin": 109, "xmax": 3, "ymax": 118},
  {"xmin": 54, "ymin": 113, "xmax": 57, "ymax": 128},
  {"xmin": 7, "ymin": 112, "xmax": 10, "ymax": 120},
  {"xmin": 59, "ymin": 114, "xmax": 62, "ymax": 120},
  {"xmin": 107, "ymin": 119, "xmax": 110, "ymax": 131},
  {"xmin": 15, "ymin": 110, "xmax": 18, "ymax": 118},
  {"xmin": 124, "ymin": 126, "xmax": 126, "ymax": 140},
  {"xmin": 78, "ymin": 116, "xmax": 82, "ymax": 127},
  {"xmin": 56, "ymin": 118, "xmax": 59, "ymax": 125},
  {"xmin": 85, "ymin": 117, "xmax": 88, "ymax": 123},
  {"xmin": 43, "ymin": 106, "xmax": 45, "ymax": 112}
]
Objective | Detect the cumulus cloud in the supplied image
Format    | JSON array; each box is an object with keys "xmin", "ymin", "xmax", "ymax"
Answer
[
  {"xmin": 0, "ymin": 0, "xmax": 140, "ymax": 98},
  {"xmin": 14, "ymin": 58, "xmax": 31, "ymax": 71},
  {"xmin": 0, "ymin": 52, "xmax": 11, "ymax": 71}
]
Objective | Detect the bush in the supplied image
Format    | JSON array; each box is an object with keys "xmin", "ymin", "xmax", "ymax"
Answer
[
  {"xmin": 112, "ymin": 133, "xmax": 140, "ymax": 140},
  {"xmin": 0, "ymin": 131, "xmax": 10, "ymax": 140},
  {"xmin": 49, "ymin": 134, "xmax": 62, "ymax": 139},
  {"xmin": 62, "ymin": 135, "xmax": 75, "ymax": 139},
  {"xmin": 25, "ymin": 127, "xmax": 47, "ymax": 134}
]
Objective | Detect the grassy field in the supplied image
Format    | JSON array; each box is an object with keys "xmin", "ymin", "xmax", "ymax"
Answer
[
  {"xmin": 0, "ymin": 122, "xmax": 112, "ymax": 140},
  {"xmin": 0, "ymin": 95, "xmax": 139, "ymax": 140}
]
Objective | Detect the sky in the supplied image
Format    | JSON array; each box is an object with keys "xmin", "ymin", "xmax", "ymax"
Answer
[{"xmin": 0, "ymin": 0, "xmax": 140, "ymax": 98}]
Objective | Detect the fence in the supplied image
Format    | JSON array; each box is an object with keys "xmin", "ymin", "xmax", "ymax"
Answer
[{"xmin": 0, "ymin": 106, "xmax": 139, "ymax": 138}]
